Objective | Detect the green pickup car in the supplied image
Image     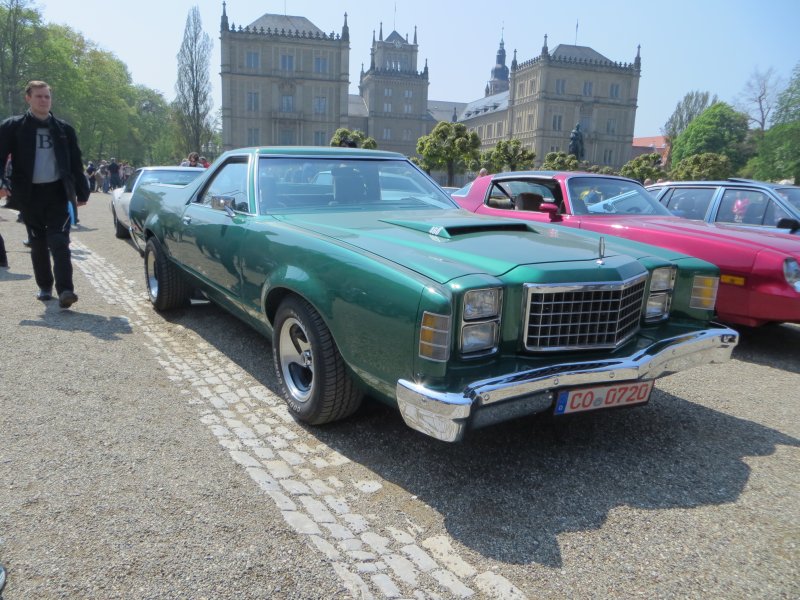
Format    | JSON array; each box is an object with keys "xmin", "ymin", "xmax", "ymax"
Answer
[{"xmin": 129, "ymin": 147, "xmax": 738, "ymax": 442}]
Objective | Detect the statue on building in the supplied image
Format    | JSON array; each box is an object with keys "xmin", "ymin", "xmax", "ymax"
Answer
[{"xmin": 568, "ymin": 123, "xmax": 584, "ymax": 160}]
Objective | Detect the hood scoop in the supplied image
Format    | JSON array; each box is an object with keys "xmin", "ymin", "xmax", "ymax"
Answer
[{"xmin": 382, "ymin": 218, "xmax": 532, "ymax": 239}]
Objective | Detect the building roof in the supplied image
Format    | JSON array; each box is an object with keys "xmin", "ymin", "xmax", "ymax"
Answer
[
  {"xmin": 632, "ymin": 136, "xmax": 667, "ymax": 148},
  {"xmin": 247, "ymin": 14, "xmax": 324, "ymax": 35},
  {"xmin": 550, "ymin": 44, "xmax": 612, "ymax": 63},
  {"xmin": 457, "ymin": 91, "xmax": 509, "ymax": 121},
  {"xmin": 348, "ymin": 95, "xmax": 368, "ymax": 118},
  {"xmin": 427, "ymin": 100, "xmax": 468, "ymax": 123}
]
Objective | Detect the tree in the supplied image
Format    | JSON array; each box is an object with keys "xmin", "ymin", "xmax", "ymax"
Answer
[
  {"xmin": 0, "ymin": 0, "xmax": 40, "ymax": 115},
  {"xmin": 619, "ymin": 153, "xmax": 665, "ymax": 183},
  {"xmin": 669, "ymin": 102, "xmax": 750, "ymax": 172},
  {"xmin": 662, "ymin": 91, "xmax": 718, "ymax": 143},
  {"xmin": 175, "ymin": 6, "xmax": 213, "ymax": 154},
  {"xmin": 737, "ymin": 67, "xmax": 782, "ymax": 132},
  {"xmin": 416, "ymin": 121, "xmax": 480, "ymax": 186},
  {"xmin": 330, "ymin": 128, "xmax": 376, "ymax": 149},
  {"xmin": 773, "ymin": 62, "xmax": 800, "ymax": 126},
  {"xmin": 748, "ymin": 122, "xmax": 800, "ymax": 183},
  {"xmin": 541, "ymin": 151, "xmax": 578, "ymax": 171},
  {"xmin": 492, "ymin": 138, "xmax": 535, "ymax": 171},
  {"xmin": 669, "ymin": 152, "xmax": 731, "ymax": 181}
]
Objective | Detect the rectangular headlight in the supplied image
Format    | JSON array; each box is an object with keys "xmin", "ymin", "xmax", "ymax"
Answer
[
  {"xmin": 690, "ymin": 275, "xmax": 720, "ymax": 310},
  {"xmin": 463, "ymin": 288, "xmax": 501, "ymax": 320},
  {"xmin": 650, "ymin": 266, "xmax": 676, "ymax": 292},
  {"xmin": 461, "ymin": 322, "xmax": 498, "ymax": 354},
  {"xmin": 645, "ymin": 294, "xmax": 671, "ymax": 320},
  {"xmin": 419, "ymin": 311, "xmax": 450, "ymax": 362}
]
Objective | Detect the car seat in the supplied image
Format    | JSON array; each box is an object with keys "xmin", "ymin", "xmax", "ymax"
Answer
[{"xmin": 515, "ymin": 192, "xmax": 544, "ymax": 211}]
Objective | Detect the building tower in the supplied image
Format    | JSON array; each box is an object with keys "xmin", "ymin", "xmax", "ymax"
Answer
[
  {"xmin": 485, "ymin": 37, "xmax": 509, "ymax": 96},
  {"xmin": 357, "ymin": 23, "xmax": 430, "ymax": 155}
]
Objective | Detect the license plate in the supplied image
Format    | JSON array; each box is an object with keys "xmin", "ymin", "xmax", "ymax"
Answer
[{"xmin": 554, "ymin": 380, "xmax": 654, "ymax": 415}]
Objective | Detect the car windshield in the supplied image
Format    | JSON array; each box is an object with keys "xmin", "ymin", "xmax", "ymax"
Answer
[
  {"xmin": 568, "ymin": 177, "xmax": 673, "ymax": 216},
  {"xmin": 139, "ymin": 169, "xmax": 204, "ymax": 187},
  {"xmin": 257, "ymin": 157, "xmax": 457, "ymax": 214},
  {"xmin": 775, "ymin": 187, "xmax": 800, "ymax": 211}
]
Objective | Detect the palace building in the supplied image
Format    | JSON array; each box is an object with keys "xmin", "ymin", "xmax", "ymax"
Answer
[
  {"xmin": 459, "ymin": 35, "xmax": 641, "ymax": 170},
  {"xmin": 219, "ymin": 3, "xmax": 640, "ymax": 170}
]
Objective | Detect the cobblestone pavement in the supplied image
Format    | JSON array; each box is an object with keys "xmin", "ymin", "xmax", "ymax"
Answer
[{"xmin": 1, "ymin": 197, "xmax": 798, "ymax": 599}]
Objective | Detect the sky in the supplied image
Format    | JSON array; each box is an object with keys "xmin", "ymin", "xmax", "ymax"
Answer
[{"xmin": 38, "ymin": 0, "xmax": 799, "ymax": 138}]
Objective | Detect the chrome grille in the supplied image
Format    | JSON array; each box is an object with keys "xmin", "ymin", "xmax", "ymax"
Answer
[{"xmin": 524, "ymin": 275, "xmax": 646, "ymax": 351}]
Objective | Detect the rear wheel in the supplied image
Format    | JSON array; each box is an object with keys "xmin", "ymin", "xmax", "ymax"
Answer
[
  {"xmin": 144, "ymin": 237, "xmax": 191, "ymax": 311},
  {"xmin": 272, "ymin": 296, "xmax": 362, "ymax": 425}
]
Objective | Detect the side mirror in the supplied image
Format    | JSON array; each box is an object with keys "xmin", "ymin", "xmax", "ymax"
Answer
[
  {"xmin": 776, "ymin": 217, "xmax": 800, "ymax": 233},
  {"xmin": 211, "ymin": 195, "xmax": 236, "ymax": 216},
  {"xmin": 540, "ymin": 202, "xmax": 563, "ymax": 222}
]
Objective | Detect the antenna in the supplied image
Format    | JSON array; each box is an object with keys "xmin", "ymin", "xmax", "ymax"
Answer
[
  {"xmin": 394, "ymin": 2, "xmax": 397, "ymax": 30},
  {"xmin": 575, "ymin": 19, "xmax": 578, "ymax": 45}
]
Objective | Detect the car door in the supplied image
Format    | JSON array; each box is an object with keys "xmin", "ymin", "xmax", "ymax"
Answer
[{"xmin": 172, "ymin": 156, "xmax": 252, "ymax": 303}]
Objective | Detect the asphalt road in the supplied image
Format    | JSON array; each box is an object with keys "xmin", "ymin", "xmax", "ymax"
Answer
[{"xmin": 0, "ymin": 194, "xmax": 798, "ymax": 599}]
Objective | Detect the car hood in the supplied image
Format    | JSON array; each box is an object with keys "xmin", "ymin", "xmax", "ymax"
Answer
[
  {"xmin": 581, "ymin": 215, "xmax": 800, "ymax": 254},
  {"xmin": 278, "ymin": 210, "xmax": 648, "ymax": 284}
]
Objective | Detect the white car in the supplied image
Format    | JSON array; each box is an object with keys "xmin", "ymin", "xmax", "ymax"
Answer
[{"xmin": 111, "ymin": 166, "xmax": 205, "ymax": 240}]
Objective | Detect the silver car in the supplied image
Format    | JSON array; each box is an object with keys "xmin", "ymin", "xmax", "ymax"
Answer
[
  {"xmin": 647, "ymin": 178, "xmax": 800, "ymax": 234},
  {"xmin": 111, "ymin": 166, "xmax": 205, "ymax": 241}
]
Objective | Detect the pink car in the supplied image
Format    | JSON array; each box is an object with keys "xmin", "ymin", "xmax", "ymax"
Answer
[{"xmin": 453, "ymin": 172, "xmax": 800, "ymax": 327}]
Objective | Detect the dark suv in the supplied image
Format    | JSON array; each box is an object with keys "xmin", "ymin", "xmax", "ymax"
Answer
[{"xmin": 647, "ymin": 178, "xmax": 800, "ymax": 234}]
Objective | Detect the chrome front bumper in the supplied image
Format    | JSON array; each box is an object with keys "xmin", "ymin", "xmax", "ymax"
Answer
[{"xmin": 396, "ymin": 326, "xmax": 739, "ymax": 442}]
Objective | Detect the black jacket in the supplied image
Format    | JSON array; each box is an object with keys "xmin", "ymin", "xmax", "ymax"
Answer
[{"xmin": 0, "ymin": 110, "xmax": 90, "ymax": 206}]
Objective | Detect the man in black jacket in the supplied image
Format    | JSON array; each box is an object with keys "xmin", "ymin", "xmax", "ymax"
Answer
[{"xmin": 0, "ymin": 80, "xmax": 90, "ymax": 308}]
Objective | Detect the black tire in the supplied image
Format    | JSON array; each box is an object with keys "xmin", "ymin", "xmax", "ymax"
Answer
[
  {"xmin": 273, "ymin": 296, "xmax": 362, "ymax": 425},
  {"xmin": 113, "ymin": 210, "xmax": 130, "ymax": 239},
  {"xmin": 144, "ymin": 237, "xmax": 191, "ymax": 311}
]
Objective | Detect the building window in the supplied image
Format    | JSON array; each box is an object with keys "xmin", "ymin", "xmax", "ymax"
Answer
[
  {"xmin": 528, "ymin": 80, "xmax": 535, "ymax": 94},
  {"xmin": 550, "ymin": 145, "xmax": 560, "ymax": 152},
  {"xmin": 555, "ymin": 79, "xmax": 566, "ymax": 95},
  {"xmin": 313, "ymin": 57, "xmax": 328, "ymax": 73},
  {"xmin": 402, "ymin": 128, "xmax": 412, "ymax": 141},
  {"xmin": 527, "ymin": 113, "xmax": 534, "ymax": 130},
  {"xmin": 383, "ymin": 102, "xmax": 392, "ymax": 113},
  {"xmin": 477, "ymin": 126, "xmax": 484, "ymax": 138},
  {"xmin": 403, "ymin": 103, "xmax": 412, "ymax": 114},
  {"xmin": 610, "ymin": 83, "xmax": 620, "ymax": 98},
  {"xmin": 384, "ymin": 88, "xmax": 392, "ymax": 97},
  {"xmin": 517, "ymin": 83, "xmax": 524, "ymax": 97},
  {"xmin": 486, "ymin": 124, "xmax": 494, "ymax": 138},
  {"xmin": 281, "ymin": 95, "xmax": 294, "ymax": 113},
  {"xmin": 583, "ymin": 81, "xmax": 593, "ymax": 96},
  {"xmin": 247, "ymin": 128, "xmax": 260, "ymax": 146},
  {"xmin": 382, "ymin": 128, "xmax": 392, "ymax": 141},
  {"xmin": 280, "ymin": 54, "xmax": 294, "ymax": 71},
  {"xmin": 497, "ymin": 122, "xmax": 504, "ymax": 137},
  {"xmin": 580, "ymin": 116, "xmax": 591, "ymax": 133},
  {"xmin": 246, "ymin": 51, "xmax": 259, "ymax": 69},
  {"xmin": 603, "ymin": 149, "xmax": 614, "ymax": 164},
  {"xmin": 313, "ymin": 96, "xmax": 328, "ymax": 115},
  {"xmin": 606, "ymin": 119, "xmax": 617, "ymax": 134},
  {"xmin": 280, "ymin": 129, "xmax": 295, "ymax": 145},
  {"xmin": 552, "ymin": 114, "xmax": 563, "ymax": 131},
  {"xmin": 404, "ymin": 89, "xmax": 412, "ymax": 98},
  {"xmin": 515, "ymin": 116, "xmax": 522, "ymax": 132},
  {"xmin": 246, "ymin": 91, "xmax": 259, "ymax": 112},
  {"xmin": 314, "ymin": 131, "xmax": 327, "ymax": 146}
]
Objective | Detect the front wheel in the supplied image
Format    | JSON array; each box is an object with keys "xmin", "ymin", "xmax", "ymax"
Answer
[
  {"xmin": 144, "ymin": 237, "xmax": 191, "ymax": 311},
  {"xmin": 272, "ymin": 296, "xmax": 362, "ymax": 425}
]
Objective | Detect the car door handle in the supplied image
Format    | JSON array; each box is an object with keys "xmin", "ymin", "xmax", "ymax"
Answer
[{"xmin": 182, "ymin": 216, "xmax": 192, "ymax": 225}]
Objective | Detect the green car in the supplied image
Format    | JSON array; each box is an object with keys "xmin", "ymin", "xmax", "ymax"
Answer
[{"xmin": 129, "ymin": 147, "xmax": 738, "ymax": 442}]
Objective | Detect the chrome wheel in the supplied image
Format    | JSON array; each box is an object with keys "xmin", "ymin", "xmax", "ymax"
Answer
[{"xmin": 278, "ymin": 316, "xmax": 314, "ymax": 403}]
